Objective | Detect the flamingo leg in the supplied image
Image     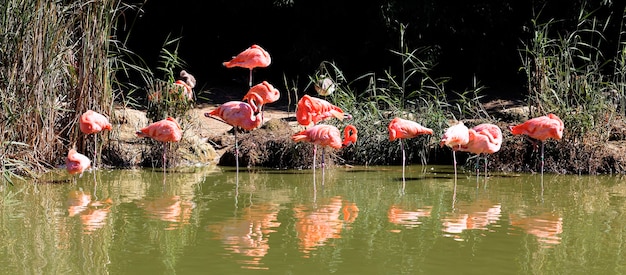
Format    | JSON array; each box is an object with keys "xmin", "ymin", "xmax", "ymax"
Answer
[
  {"xmin": 163, "ymin": 142, "xmax": 167, "ymax": 176},
  {"xmin": 401, "ymin": 140, "xmax": 406, "ymax": 182},
  {"xmin": 484, "ymin": 155, "xmax": 488, "ymax": 177},
  {"xmin": 235, "ymin": 128, "xmax": 239, "ymax": 175},
  {"xmin": 93, "ymin": 134, "xmax": 98, "ymax": 170},
  {"xmin": 313, "ymin": 144, "xmax": 317, "ymax": 173},
  {"xmin": 453, "ymin": 148, "xmax": 458, "ymax": 179},
  {"xmin": 321, "ymin": 147, "xmax": 326, "ymax": 169},
  {"xmin": 541, "ymin": 141, "xmax": 544, "ymax": 177},
  {"xmin": 248, "ymin": 69, "xmax": 253, "ymax": 88}
]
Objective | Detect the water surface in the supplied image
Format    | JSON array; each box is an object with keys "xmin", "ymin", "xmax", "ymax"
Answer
[{"xmin": 1, "ymin": 165, "xmax": 625, "ymax": 274}]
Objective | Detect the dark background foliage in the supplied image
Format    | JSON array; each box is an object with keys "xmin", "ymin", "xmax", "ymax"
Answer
[{"xmin": 120, "ymin": 0, "xmax": 626, "ymax": 101}]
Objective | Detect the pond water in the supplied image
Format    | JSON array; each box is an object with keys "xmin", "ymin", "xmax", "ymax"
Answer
[{"xmin": 1, "ymin": 165, "xmax": 625, "ymax": 274}]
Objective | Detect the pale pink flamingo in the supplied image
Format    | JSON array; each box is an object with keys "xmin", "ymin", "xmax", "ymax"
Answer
[
  {"xmin": 136, "ymin": 117, "xmax": 183, "ymax": 173},
  {"xmin": 79, "ymin": 110, "xmax": 112, "ymax": 169},
  {"xmin": 242, "ymin": 81, "xmax": 280, "ymax": 124},
  {"xmin": 457, "ymin": 123, "xmax": 503, "ymax": 176},
  {"xmin": 204, "ymin": 101, "xmax": 262, "ymax": 171},
  {"xmin": 223, "ymin": 44, "xmax": 271, "ymax": 87},
  {"xmin": 66, "ymin": 149, "xmax": 91, "ymax": 178},
  {"xmin": 440, "ymin": 121, "xmax": 470, "ymax": 178},
  {"xmin": 509, "ymin": 113, "xmax": 564, "ymax": 175},
  {"xmin": 388, "ymin": 117, "xmax": 433, "ymax": 181}
]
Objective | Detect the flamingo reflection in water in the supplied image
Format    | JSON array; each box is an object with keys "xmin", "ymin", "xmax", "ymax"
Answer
[
  {"xmin": 135, "ymin": 195, "xmax": 195, "ymax": 230},
  {"xmin": 387, "ymin": 205, "xmax": 433, "ymax": 232},
  {"xmin": 207, "ymin": 203, "xmax": 281, "ymax": 270},
  {"xmin": 441, "ymin": 199, "xmax": 502, "ymax": 240},
  {"xmin": 509, "ymin": 212, "xmax": 563, "ymax": 247},
  {"xmin": 294, "ymin": 196, "xmax": 359, "ymax": 258},
  {"xmin": 67, "ymin": 190, "xmax": 113, "ymax": 234}
]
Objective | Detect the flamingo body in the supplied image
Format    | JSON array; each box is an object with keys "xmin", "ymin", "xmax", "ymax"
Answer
[
  {"xmin": 205, "ymin": 101, "xmax": 262, "ymax": 131},
  {"xmin": 296, "ymin": 95, "xmax": 347, "ymax": 126},
  {"xmin": 223, "ymin": 44, "xmax": 271, "ymax": 70},
  {"xmin": 79, "ymin": 110, "xmax": 112, "ymax": 135},
  {"xmin": 459, "ymin": 123, "xmax": 503, "ymax": 155},
  {"xmin": 242, "ymin": 81, "xmax": 280, "ymax": 113},
  {"xmin": 440, "ymin": 121, "xmax": 470, "ymax": 149},
  {"xmin": 136, "ymin": 117, "xmax": 182, "ymax": 143},
  {"xmin": 388, "ymin": 117, "xmax": 433, "ymax": 141},
  {"xmin": 509, "ymin": 113, "xmax": 563, "ymax": 141},
  {"xmin": 66, "ymin": 149, "xmax": 91, "ymax": 175},
  {"xmin": 292, "ymin": 124, "xmax": 358, "ymax": 149},
  {"xmin": 315, "ymin": 76, "xmax": 336, "ymax": 96}
]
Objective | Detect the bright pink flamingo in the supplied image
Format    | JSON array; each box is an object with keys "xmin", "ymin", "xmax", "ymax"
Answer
[
  {"xmin": 388, "ymin": 117, "xmax": 433, "ymax": 181},
  {"xmin": 457, "ymin": 123, "xmax": 503, "ymax": 176},
  {"xmin": 223, "ymin": 44, "xmax": 271, "ymax": 87},
  {"xmin": 136, "ymin": 117, "xmax": 183, "ymax": 173},
  {"xmin": 509, "ymin": 113, "xmax": 564, "ymax": 175},
  {"xmin": 79, "ymin": 110, "xmax": 112, "ymax": 169},
  {"xmin": 242, "ymin": 81, "xmax": 280, "ymax": 124},
  {"xmin": 205, "ymin": 101, "xmax": 262, "ymax": 171},
  {"xmin": 291, "ymin": 124, "xmax": 358, "ymax": 172},
  {"xmin": 296, "ymin": 95, "xmax": 349, "ymax": 127},
  {"xmin": 440, "ymin": 121, "xmax": 470, "ymax": 178},
  {"xmin": 66, "ymin": 149, "xmax": 91, "ymax": 178}
]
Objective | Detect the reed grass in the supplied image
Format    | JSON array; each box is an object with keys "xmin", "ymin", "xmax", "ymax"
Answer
[{"xmin": 0, "ymin": 0, "xmax": 145, "ymax": 179}]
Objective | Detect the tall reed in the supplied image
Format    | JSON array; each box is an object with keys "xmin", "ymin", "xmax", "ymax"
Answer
[{"xmin": 0, "ymin": 0, "xmax": 128, "ymax": 182}]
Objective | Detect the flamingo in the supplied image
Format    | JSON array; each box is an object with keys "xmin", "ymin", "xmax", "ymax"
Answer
[
  {"xmin": 223, "ymin": 44, "xmax": 271, "ymax": 87},
  {"xmin": 204, "ymin": 101, "xmax": 262, "ymax": 172},
  {"xmin": 440, "ymin": 121, "xmax": 470, "ymax": 178},
  {"xmin": 79, "ymin": 110, "xmax": 112, "ymax": 169},
  {"xmin": 314, "ymin": 75, "xmax": 336, "ymax": 97},
  {"xmin": 172, "ymin": 70, "xmax": 196, "ymax": 101},
  {"xmin": 509, "ymin": 113, "xmax": 564, "ymax": 175},
  {"xmin": 296, "ymin": 95, "xmax": 349, "ymax": 127},
  {"xmin": 136, "ymin": 117, "xmax": 183, "ymax": 173},
  {"xmin": 457, "ymin": 123, "xmax": 503, "ymax": 176},
  {"xmin": 291, "ymin": 124, "xmax": 358, "ymax": 171},
  {"xmin": 388, "ymin": 117, "xmax": 433, "ymax": 182},
  {"xmin": 242, "ymin": 81, "xmax": 280, "ymax": 125},
  {"xmin": 66, "ymin": 149, "xmax": 91, "ymax": 178}
]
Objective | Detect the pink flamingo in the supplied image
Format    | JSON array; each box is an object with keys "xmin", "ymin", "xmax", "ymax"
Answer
[
  {"xmin": 457, "ymin": 123, "xmax": 503, "ymax": 176},
  {"xmin": 223, "ymin": 44, "xmax": 271, "ymax": 87},
  {"xmin": 440, "ymin": 121, "xmax": 470, "ymax": 178},
  {"xmin": 136, "ymin": 117, "xmax": 183, "ymax": 173},
  {"xmin": 205, "ymin": 101, "xmax": 262, "ymax": 171},
  {"xmin": 172, "ymin": 70, "xmax": 196, "ymax": 101},
  {"xmin": 66, "ymin": 149, "xmax": 91, "ymax": 178},
  {"xmin": 79, "ymin": 110, "xmax": 112, "ymax": 169},
  {"xmin": 242, "ymin": 81, "xmax": 280, "ymax": 124},
  {"xmin": 291, "ymin": 124, "xmax": 358, "ymax": 171},
  {"xmin": 509, "ymin": 113, "xmax": 564, "ymax": 175},
  {"xmin": 388, "ymin": 117, "xmax": 433, "ymax": 181}
]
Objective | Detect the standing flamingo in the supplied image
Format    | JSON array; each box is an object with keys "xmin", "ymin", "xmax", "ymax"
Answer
[
  {"xmin": 136, "ymin": 117, "xmax": 183, "ymax": 173},
  {"xmin": 242, "ymin": 81, "xmax": 280, "ymax": 125},
  {"xmin": 440, "ymin": 121, "xmax": 470, "ymax": 179},
  {"xmin": 204, "ymin": 101, "xmax": 262, "ymax": 172},
  {"xmin": 223, "ymin": 44, "xmax": 271, "ymax": 87},
  {"xmin": 296, "ymin": 94, "xmax": 350, "ymax": 127},
  {"xmin": 457, "ymin": 123, "xmax": 503, "ymax": 176},
  {"xmin": 79, "ymin": 110, "xmax": 112, "ymax": 169},
  {"xmin": 388, "ymin": 117, "xmax": 433, "ymax": 182},
  {"xmin": 509, "ymin": 113, "xmax": 564, "ymax": 175},
  {"xmin": 66, "ymin": 149, "xmax": 91, "ymax": 178},
  {"xmin": 291, "ymin": 124, "xmax": 358, "ymax": 172}
]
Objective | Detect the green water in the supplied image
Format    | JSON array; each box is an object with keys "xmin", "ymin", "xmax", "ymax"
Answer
[{"xmin": 1, "ymin": 165, "xmax": 625, "ymax": 274}]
